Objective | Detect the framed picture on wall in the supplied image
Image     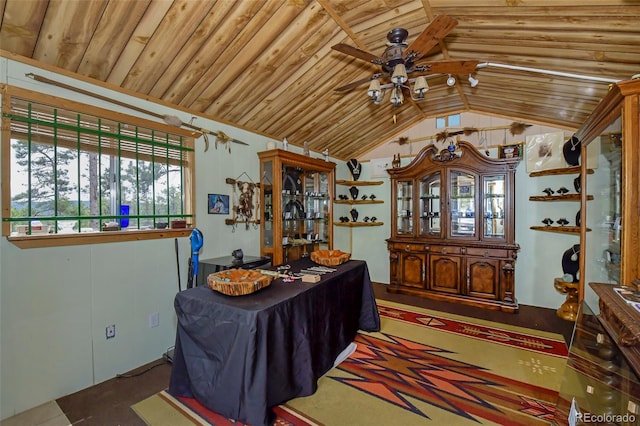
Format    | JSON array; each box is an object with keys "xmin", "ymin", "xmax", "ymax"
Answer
[
  {"xmin": 498, "ymin": 142, "xmax": 523, "ymax": 159},
  {"xmin": 208, "ymin": 194, "xmax": 229, "ymax": 214},
  {"xmin": 525, "ymin": 132, "xmax": 564, "ymax": 172}
]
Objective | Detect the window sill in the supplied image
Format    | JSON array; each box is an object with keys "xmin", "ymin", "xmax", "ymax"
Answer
[{"xmin": 6, "ymin": 228, "xmax": 193, "ymax": 249}]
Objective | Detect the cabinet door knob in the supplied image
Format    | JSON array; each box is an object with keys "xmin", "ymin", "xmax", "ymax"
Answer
[
  {"xmin": 405, "ymin": 245, "xmax": 411, "ymax": 252},
  {"xmin": 442, "ymin": 248, "xmax": 447, "ymax": 254}
]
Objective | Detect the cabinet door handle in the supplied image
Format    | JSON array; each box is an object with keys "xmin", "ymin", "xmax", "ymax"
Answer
[
  {"xmin": 405, "ymin": 245, "xmax": 411, "ymax": 252},
  {"xmin": 442, "ymin": 248, "xmax": 447, "ymax": 254}
]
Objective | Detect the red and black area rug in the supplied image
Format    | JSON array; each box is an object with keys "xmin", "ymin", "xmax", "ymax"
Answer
[{"xmin": 133, "ymin": 300, "xmax": 568, "ymax": 425}]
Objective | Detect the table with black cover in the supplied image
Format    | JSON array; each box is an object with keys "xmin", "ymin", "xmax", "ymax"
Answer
[{"xmin": 168, "ymin": 257, "xmax": 381, "ymax": 426}]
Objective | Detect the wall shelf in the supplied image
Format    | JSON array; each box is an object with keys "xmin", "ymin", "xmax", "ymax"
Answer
[
  {"xmin": 334, "ymin": 199, "xmax": 384, "ymax": 205},
  {"xmin": 529, "ymin": 194, "xmax": 593, "ymax": 201},
  {"xmin": 529, "ymin": 166, "xmax": 594, "ymax": 177},
  {"xmin": 336, "ymin": 180, "xmax": 383, "ymax": 186},
  {"xmin": 334, "ymin": 221, "xmax": 383, "ymax": 227},
  {"xmin": 530, "ymin": 226, "xmax": 591, "ymax": 234}
]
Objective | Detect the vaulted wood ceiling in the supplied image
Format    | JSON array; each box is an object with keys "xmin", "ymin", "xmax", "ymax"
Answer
[{"xmin": 1, "ymin": 0, "xmax": 638, "ymax": 160}]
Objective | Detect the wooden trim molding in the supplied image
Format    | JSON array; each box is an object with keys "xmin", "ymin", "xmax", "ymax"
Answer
[{"xmin": 7, "ymin": 228, "xmax": 192, "ymax": 249}]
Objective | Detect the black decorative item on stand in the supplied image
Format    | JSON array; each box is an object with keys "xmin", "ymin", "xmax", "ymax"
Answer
[
  {"xmin": 350, "ymin": 208, "xmax": 359, "ymax": 222},
  {"xmin": 349, "ymin": 186, "xmax": 359, "ymax": 200},
  {"xmin": 347, "ymin": 159, "xmax": 361, "ymax": 181},
  {"xmin": 562, "ymin": 244, "xmax": 580, "ymax": 282},
  {"xmin": 576, "ymin": 210, "xmax": 581, "ymax": 227},
  {"xmin": 562, "ymin": 135, "xmax": 581, "ymax": 166},
  {"xmin": 231, "ymin": 249, "xmax": 244, "ymax": 265},
  {"xmin": 574, "ymin": 175, "xmax": 581, "ymax": 192}
]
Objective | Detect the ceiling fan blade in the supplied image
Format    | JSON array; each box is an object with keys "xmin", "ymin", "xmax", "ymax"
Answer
[
  {"xmin": 413, "ymin": 60, "xmax": 479, "ymax": 75},
  {"xmin": 403, "ymin": 15, "xmax": 458, "ymax": 62},
  {"xmin": 332, "ymin": 44, "xmax": 383, "ymax": 65},
  {"xmin": 334, "ymin": 74, "xmax": 382, "ymax": 92}
]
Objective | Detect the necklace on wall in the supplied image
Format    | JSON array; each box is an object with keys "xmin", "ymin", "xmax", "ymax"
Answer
[{"xmin": 348, "ymin": 159, "xmax": 361, "ymax": 180}]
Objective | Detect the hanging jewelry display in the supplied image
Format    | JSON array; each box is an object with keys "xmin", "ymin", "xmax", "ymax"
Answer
[
  {"xmin": 561, "ymin": 244, "xmax": 580, "ymax": 282},
  {"xmin": 347, "ymin": 158, "xmax": 361, "ymax": 181},
  {"xmin": 350, "ymin": 208, "xmax": 359, "ymax": 222},
  {"xmin": 562, "ymin": 135, "xmax": 581, "ymax": 166},
  {"xmin": 349, "ymin": 186, "xmax": 359, "ymax": 200},
  {"xmin": 573, "ymin": 175, "xmax": 581, "ymax": 192}
]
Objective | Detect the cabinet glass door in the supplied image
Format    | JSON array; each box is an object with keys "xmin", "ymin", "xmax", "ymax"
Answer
[
  {"xmin": 483, "ymin": 175, "xmax": 506, "ymax": 238},
  {"xmin": 586, "ymin": 118, "xmax": 622, "ymax": 285},
  {"xmin": 303, "ymin": 171, "xmax": 330, "ymax": 248},
  {"xmin": 396, "ymin": 180, "xmax": 413, "ymax": 235},
  {"xmin": 262, "ymin": 160, "xmax": 273, "ymax": 249},
  {"xmin": 450, "ymin": 171, "xmax": 475, "ymax": 237},
  {"xmin": 282, "ymin": 166, "xmax": 304, "ymax": 243},
  {"xmin": 419, "ymin": 172, "xmax": 441, "ymax": 237}
]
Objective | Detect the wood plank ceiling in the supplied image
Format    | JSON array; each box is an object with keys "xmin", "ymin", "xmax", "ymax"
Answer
[{"xmin": 1, "ymin": 0, "xmax": 638, "ymax": 161}]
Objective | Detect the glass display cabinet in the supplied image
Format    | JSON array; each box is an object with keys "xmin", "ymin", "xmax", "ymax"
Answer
[
  {"xmin": 419, "ymin": 172, "xmax": 441, "ymax": 237},
  {"xmin": 396, "ymin": 180, "xmax": 413, "ymax": 235},
  {"xmin": 258, "ymin": 149, "xmax": 335, "ymax": 266},
  {"xmin": 553, "ymin": 301, "xmax": 640, "ymax": 425},
  {"xmin": 578, "ymin": 78, "xmax": 639, "ymax": 302},
  {"xmin": 573, "ymin": 78, "xmax": 640, "ymax": 380},
  {"xmin": 387, "ymin": 141, "xmax": 520, "ymax": 312}
]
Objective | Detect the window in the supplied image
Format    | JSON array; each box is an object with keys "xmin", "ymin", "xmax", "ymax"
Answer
[
  {"xmin": 2, "ymin": 86, "xmax": 195, "ymax": 247},
  {"xmin": 436, "ymin": 113, "xmax": 461, "ymax": 128}
]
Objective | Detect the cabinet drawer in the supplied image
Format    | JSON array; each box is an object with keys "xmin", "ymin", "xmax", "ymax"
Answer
[
  {"xmin": 429, "ymin": 246, "xmax": 462, "ymax": 255},
  {"xmin": 465, "ymin": 247, "xmax": 508, "ymax": 258},
  {"xmin": 389, "ymin": 242, "xmax": 428, "ymax": 252}
]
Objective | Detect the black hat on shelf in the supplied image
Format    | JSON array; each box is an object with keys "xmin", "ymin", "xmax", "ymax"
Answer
[{"xmin": 562, "ymin": 135, "xmax": 581, "ymax": 166}]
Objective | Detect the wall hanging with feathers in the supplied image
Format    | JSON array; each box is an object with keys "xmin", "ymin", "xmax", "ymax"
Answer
[{"xmin": 224, "ymin": 173, "xmax": 260, "ymax": 231}]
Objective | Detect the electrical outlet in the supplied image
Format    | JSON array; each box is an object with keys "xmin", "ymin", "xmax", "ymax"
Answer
[
  {"xmin": 106, "ymin": 324, "xmax": 116, "ymax": 339},
  {"xmin": 149, "ymin": 312, "xmax": 159, "ymax": 328}
]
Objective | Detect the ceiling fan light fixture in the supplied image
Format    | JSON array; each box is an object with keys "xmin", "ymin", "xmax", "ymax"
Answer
[
  {"xmin": 367, "ymin": 79, "xmax": 381, "ymax": 98},
  {"xmin": 391, "ymin": 63, "xmax": 408, "ymax": 84},
  {"xmin": 390, "ymin": 86, "xmax": 404, "ymax": 107},
  {"xmin": 446, "ymin": 74, "xmax": 456, "ymax": 87},
  {"xmin": 468, "ymin": 74, "xmax": 479, "ymax": 87},
  {"xmin": 413, "ymin": 76, "xmax": 429, "ymax": 98},
  {"xmin": 373, "ymin": 90, "xmax": 385, "ymax": 105}
]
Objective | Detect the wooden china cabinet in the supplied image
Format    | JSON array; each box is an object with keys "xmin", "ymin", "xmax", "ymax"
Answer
[{"xmin": 387, "ymin": 141, "xmax": 521, "ymax": 312}]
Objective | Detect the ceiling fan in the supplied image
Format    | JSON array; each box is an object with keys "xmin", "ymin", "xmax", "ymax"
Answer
[{"xmin": 332, "ymin": 15, "xmax": 479, "ymax": 105}]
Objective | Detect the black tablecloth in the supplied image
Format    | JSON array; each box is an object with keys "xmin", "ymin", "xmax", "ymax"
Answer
[{"xmin": 168, "ymin": 258, "xmax": 380, "ymax": 426}]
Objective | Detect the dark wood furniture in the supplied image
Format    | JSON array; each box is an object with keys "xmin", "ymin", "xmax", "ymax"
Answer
[
  {"xmin": 591, "ymin": 283, "xmax": 640, "ymax": 376},
  {"xmin": 169, "ymin": 258, "xmax": 380, "ymax": 426},
  {"xmin": 258, "ymin": 149, "xmax": 336, "ymax": 266},
  {"xmin": 553, "ymin": 300, "xmax": 640, "ymax": 425},
  {"xmin": 386, "ymin": 141, "xmax": 520, "ymax": 312}
]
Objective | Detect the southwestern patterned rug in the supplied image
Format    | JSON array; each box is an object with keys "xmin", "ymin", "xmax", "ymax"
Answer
[{"xmin": 133, "ymin": 300, "xmax": 568, "ymax": 425}]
